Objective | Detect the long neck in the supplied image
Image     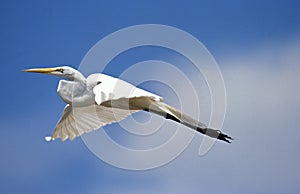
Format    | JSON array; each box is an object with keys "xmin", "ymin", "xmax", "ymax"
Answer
[
  {"xmin": 67, "ymin": 71, "xmax": 87, "ymax": 95},
  {"xmin": 57, "ymin": 72, "xmax": 88, "ymax": 104},
  {"xmin": 70, "ymin": 70, "xmax": 86, "ymax": 82}
]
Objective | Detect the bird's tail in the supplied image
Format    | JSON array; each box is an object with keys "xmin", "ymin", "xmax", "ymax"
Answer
[{"xmin": 146, "ymin": 101, "xmax": 233, "ymax": 143}]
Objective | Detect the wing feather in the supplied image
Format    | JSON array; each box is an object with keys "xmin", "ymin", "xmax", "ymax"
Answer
[
  {"xmin": 90, "ymin": 73, "xmax": 162, "ymax": 105},
  {"xmin": 51, "ymin": 104, "xmax": 139, "ymax": 141}
]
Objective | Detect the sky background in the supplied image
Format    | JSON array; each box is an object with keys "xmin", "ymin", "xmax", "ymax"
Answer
[{"xmin": 1, "ymin": 0, "xmax": 300, "ymax": 193}]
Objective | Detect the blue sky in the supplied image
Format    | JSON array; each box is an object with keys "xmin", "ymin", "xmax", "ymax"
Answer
[{"xmin": 1, "ymin": 0, "xmax": 300, "ymax": 193}]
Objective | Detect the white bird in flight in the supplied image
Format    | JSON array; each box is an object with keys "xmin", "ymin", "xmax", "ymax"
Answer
[{"xmin": 23, "ymin": 66, "xmax": 233, "ymax": 143}]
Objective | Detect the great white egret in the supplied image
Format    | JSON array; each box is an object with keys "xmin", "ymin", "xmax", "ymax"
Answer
[{"xmin": 23, "ymin": 66, "xmax": 233, "ymax": 143}]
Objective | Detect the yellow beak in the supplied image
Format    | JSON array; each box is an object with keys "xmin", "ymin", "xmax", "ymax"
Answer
[{"xmin": 22, "ymin": 67, "xmax": 59, "ymax": 74}]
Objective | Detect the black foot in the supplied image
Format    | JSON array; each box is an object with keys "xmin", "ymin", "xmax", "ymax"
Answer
[
  {"xmin": 217, "ymin": 131, "xmax": 233, "ymax": 143},
  {"xmin": 196, "ymin": 127, "xmax": 233, "ymax": 143}
]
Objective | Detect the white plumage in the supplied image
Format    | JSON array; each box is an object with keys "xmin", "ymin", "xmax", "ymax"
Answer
[{"xmin": 24, "ymin": 66, "xmax": 232, "ymax": 143}]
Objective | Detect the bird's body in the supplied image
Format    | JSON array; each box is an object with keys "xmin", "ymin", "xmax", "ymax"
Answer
[{"xmin": 24, "ymin": 66, "xmax": 233, "ymax": 143}]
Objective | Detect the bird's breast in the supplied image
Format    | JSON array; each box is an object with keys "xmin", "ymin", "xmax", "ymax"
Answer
[{"xmin": 57, "ymin": 80, "xmax": 94, "ymax": 106}]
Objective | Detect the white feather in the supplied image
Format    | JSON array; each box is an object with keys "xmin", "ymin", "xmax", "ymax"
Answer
[
  {"xmin": 91, "ymin": 74, "xmax": 162, "ymax": 105},
  {"xmin": 52, "ymin": 104, "xmax": 139, "ymax": 141}
]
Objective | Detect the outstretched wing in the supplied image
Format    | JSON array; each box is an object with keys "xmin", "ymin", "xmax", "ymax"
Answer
[
  {"xmin": 51, "ymin": 74, "xmax": 163, "ymax": 141},
  {"xmin": 89, "ymin": 73, "xmax": 162, "ymax": 105},
  {"xmin": 51, "ymin": 104, "xmax": 139, "ymax": 141}
]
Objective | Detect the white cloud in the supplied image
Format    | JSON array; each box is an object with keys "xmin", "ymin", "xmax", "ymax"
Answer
[
  {"xmin": 81, "ymin": 38, "xmax": 300, "ymax": 194},
  {"xmin": 3, "ymin": 38, "xmax": 300, "ymax": 194},
  {"xmin": 149, "ymin": 38, "xmax": 300, "ymax": 193}
]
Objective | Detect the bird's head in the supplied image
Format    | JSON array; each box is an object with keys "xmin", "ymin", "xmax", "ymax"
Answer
[{"xmin": 23, "ymin": 66, "xmax": 81, "ymax": 80}]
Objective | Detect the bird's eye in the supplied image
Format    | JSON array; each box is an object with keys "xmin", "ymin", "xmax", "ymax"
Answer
[
  {"xmin": 56, "ymin": 68, "xmax": 64, "ymax": 73},
  {"xmin": 96, "ymin": 81, "xmax": 101, "ymax": 85}
]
